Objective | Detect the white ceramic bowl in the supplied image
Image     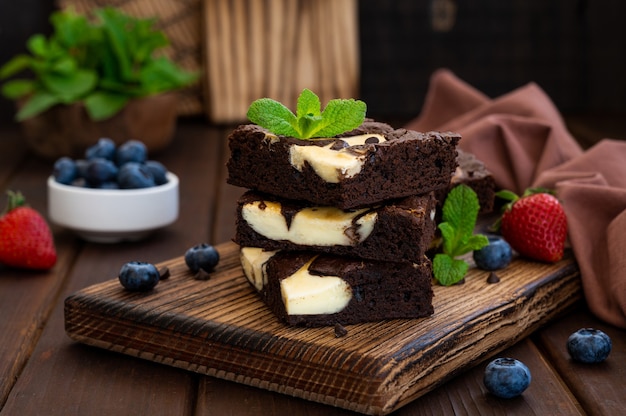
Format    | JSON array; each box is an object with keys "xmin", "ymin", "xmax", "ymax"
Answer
[{"xmin": 48, "ymin": 172, "xmax": 179, "ymax": 243}]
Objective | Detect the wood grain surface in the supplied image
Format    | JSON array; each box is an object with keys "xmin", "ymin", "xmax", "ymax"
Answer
[
  {"xmin": 64, "ymin": 242, "xmax": 581, "ymax": 415},
  {"xmin": 202, "ymin": 0, "xmax": 359, "ymax": 123}
]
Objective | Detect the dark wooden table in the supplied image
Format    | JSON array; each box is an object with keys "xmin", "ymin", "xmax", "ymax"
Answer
[{"xmin": 0, "ymin": 118, "xmax": 624, "ymax": 415}]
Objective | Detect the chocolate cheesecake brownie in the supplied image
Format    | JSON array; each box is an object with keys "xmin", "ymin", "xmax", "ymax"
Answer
[
  {"xmin": 226, "ymin": 121, "xmax": 460, "ymax": 209},
  {"xmin": 448, "ymin": 149, "xmax": 496, "ymax": 214},
  {"xmin": 234, "ymin": 190, "xmax": 437, "ymax": 263},
  {"xmin": 240, "ymin": 247, "xmax": 434, "ymax": 326}
]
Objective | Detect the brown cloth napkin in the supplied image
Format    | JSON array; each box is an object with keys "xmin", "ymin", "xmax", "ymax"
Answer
[{"xmin": 407, "ymin": 68, "xmax": 626, "ymax": 329}]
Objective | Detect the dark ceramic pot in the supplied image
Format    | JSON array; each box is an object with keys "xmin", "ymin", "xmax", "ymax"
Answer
[{"xmin": 19, "ymin": 93, "xmax": 179, "ymax": 159}]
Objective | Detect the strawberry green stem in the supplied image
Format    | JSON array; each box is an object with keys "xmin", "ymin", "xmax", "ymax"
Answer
[{"xmin": 4, "ymin": 190, "xmax": 27, "ymax": 214}]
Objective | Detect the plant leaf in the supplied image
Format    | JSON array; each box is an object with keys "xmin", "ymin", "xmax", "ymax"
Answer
[
  {"xmin": 26, "ymin": 34, "xmax": 48, "ymax": 57},
  {"xmin": 246, "ymin": 89, "xmax": 366, "ymax": 139},
  {"xmin": 442, "ymin": 184, "xmax": 480, "ymax": 241},
  {"xmin": 247, "ymin": 98, "xmax": 299, "ymax": 136},
  {"xmin": 438, "ymin": 221, "xmax": 456, "ymax": 255},
  {"xmin": 433, "ymin": 254, "xmax": 469, "ymax": 286},
  {"xmin": 139, "ymin": 57, "xmax": 198, "ymax": 93},
  {"xmin": 97, "ymin": 8, "xmax": 134, "ymax": 82},
  {"xmin": 313, "ymin": 98, "xmax": 367, "ymax": 137},
  {"xmin": 433, "ymin": 184, "xmax": 489, "ymax": 286},
  {"xmin": 40, "ymin": 69, "xmax": 97, "ymax": 101},
  {"xmin": 15, "ymin": 92, "xmax": 61, "ymax": 121},
  {"xmin": 0, "ymin": 55, "xmax": 32, "ymax": 79},
  {"xmin": 51, "ymin": 57, "xmax": 77, "ymax": 75},
  {"xmin": 1, "ymin": 79, "xmax": 35, "ymax": 99},
  {"xmin": 84, "ymin": 91, "xmax": 129, "ymax": 120},
  {"xmin": 457, "ymin": 234, "xmax": 489, "ymax": 255}
]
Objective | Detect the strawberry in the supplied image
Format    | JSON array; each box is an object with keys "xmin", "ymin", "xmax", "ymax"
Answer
[
  {"xmin": 0, "ymin": 191, "xmax": 57, "ymax": 270},
  {"xmin": 496, "ymin": 189, "xmax": 567, "ymax": 263}
]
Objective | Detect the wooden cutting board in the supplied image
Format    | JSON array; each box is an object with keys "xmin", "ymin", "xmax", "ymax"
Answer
[{"xmin": 64, "ymin": 241, "xmax": 581, "ymax": 415}]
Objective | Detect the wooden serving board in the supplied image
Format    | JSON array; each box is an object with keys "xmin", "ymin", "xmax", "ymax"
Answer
[{"xmin": 64, "ymin": 241, "xmax": 581, "ymax": 415}]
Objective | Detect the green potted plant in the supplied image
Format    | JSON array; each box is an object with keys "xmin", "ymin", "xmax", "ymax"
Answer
[{"xmin": 0, "ymin": 7, "xmax": 198, "ymax": 159}]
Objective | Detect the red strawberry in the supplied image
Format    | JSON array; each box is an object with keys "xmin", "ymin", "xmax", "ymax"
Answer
[
  {"xmin": 497, "ymin": 189, "xmax": 567, "ymax": 263},
  {"xmin": 0, "ymin": 191, "xmax": 57, "ymax": 270}
]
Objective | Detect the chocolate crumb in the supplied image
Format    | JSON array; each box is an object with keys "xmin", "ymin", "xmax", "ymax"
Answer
[
  {"xmin": 487, "ymin": 272, "xmax": 501, "ymax": 284},
  {"xmin": 364, "ymin": 136, "xmax": 380, "ymax": 144},
  {"xmin": 194, "ymin": 269, "xmax": 211, "ymax": 281},
  {"xmin": 334, "ymin": 323, "xmax": 348, "ymax": 338},
  {"xmin": 330, "ymin": 139, "xmax": 349, "ymax": 150},
  {"xmin": 159, "ymin": 267, "xmax": 170, "ymax": 280}
]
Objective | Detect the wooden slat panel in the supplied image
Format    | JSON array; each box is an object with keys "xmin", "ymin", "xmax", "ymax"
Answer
[
  {"xmin": 399, "ymin": 338, "xmax": 584, "ymax": 415},
  {"xmin": 0, "ymin": 124, "xmax": 222, "ymax": 415},
  {"xmin": 535, "ymin": 308, "xmax": 626, "ymax": 416},
  {"xmin": 0, "ymin": 150, "xmax": 81, "ymax": 407},
  {"xmin": 64, "ymin": 240, "xmax": 581, "ymax": 415},
  {"xmin": 0, "ymin": 125, "xmax": 27, "ymax": 185},
  {"xmin": 202, "ymin": 0, "xmax": 360, "ymax": 123}
]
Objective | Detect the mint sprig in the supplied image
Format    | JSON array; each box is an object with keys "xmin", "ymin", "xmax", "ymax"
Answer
[
  {"xmin": 246, "ymin": 89, "xmax": 366, "ymax": 139},
  {"xmin": 433, "ymin": 184, "xmax": 489, "ymax": 286}
]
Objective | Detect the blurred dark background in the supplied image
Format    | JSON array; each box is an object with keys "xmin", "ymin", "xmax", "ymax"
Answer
[{"xmin": 1, "ymin": 0, "xmax": 624, "ymax": 125}]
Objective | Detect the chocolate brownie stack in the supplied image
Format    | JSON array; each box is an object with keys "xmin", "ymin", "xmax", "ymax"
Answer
[{"xmin": 227, "ymin": 120, "xmax": 460, "ymax": 327}]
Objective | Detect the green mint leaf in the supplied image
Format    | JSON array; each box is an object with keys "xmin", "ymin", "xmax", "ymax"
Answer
[
  {"xmin": 495, "ymin": 189, "xmax": 519, "ymax": 203},
  {"xmin": 296, "ymin": 89, "xmax": 323, "ymax": 138},
  {"xmin": 313, "ymin": 98, "xmax": 367, "ymax": 138},
  {"xmin": 433, "ymin": 253, "xmax": 469, "ymax": 286},
  {"xmin": 433, "ymin": 184, "xmax": 489, "ymax": 286},
  {"xmin": 246, "ymin": 88, "xmax": 366, "ymax": 139},
  {"xmin": 441, "ymin": 184, "xmax": 480, "ymax": 247},
  {"xmin": 456, "ymin": 234, "xmax": 490, "ymax": 255},
  {"xmin": 438, "ymin": 221, "xmax": 456, "ymax": 255},
  {"xmin": 296, "ymin": 88, "xmax": 322, "ymax": 119},
  {"xmin": 247, "ymin": 98, "xmax": 299, "ymax": 137}
]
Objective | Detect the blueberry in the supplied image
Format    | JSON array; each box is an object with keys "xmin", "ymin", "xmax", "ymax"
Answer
[
  {"xmin": 145, "ymin": 160, "xmax": 168, "ymax": 185},
  {"xmin": 118, "ymin": 261, "xmax": 160, "ymax": 291},
  {"xmin": 567, "ymin": 328, "xmax": 612, "ymax": 363},
  {"xmin": 53, "ymin": 157, "xmax": 78, "ymax": 185},
  {"xmin": 473, "ymin": 236, "xmax": 512, "ymax": 271},
  {"xmin": 85, "ymin": 158, "xmax": 119, "ymax": 186},
  {"xmin": 71, "ymin": 177, "xmax": 89, "ymax": 188},
  {"xmin": 483, "ymin": 357, "xmax": 531, "ymax": 398},
  {"xmin": 86, "ymin": 137, "xmax": 116, "ymax": 161},
  {"xmin": 117, "ymin": 162, "xmax": 156, "ymax": 189},
  {"xmin": 96, "ymin": 181, "xmax": 120, "ymax": 189},
  {"xmin": 75, "ymin": 159, "xmax": 89, "ymax": 179},
  {"xmin": 185, "ymin": 243, "xmax": 220, "ymax": 273},
  {"xmin": 115, "ymin": 140, "xmax": 147, "ymax": 166}
]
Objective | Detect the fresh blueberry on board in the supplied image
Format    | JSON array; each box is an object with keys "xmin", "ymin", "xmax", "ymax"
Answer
[
  {"xmin": 117, "ymin": 162, "xmax": 156, "ymax": 189},
  {"xmin": 567, "ymin": 328, "xmax": 612, "ymax": 363},
  {"xmin": 473, "ymin": 236, "xmax": 512, "ymax": 271},
  {"xmin": 85, "ymin": 137, "xmax": 116, "ymax": 161},
  {"xmin": 115, "ymin": 139, "xmax": 148, "ymax": 165},
  {"xmin": 52, "ymin": 157, "xmax": 78, "ymax": 185},
  {"xmin": 185, "ymin": 243, "xmax": 220, "ymax": 273},
  {"xmin": 483, "ymin": 357, "xmax": 531, "ymax": 399},
  {"xmin": 84, "ymin": 158, "xmax": 119, "ymax": 186},
  {"xmin": 118, "ymin": 261, "xmax": 160, "ymax": 291}
]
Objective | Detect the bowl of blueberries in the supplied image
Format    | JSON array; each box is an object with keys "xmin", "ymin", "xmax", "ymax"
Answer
[{"xmin": 48, "ymin": 138, "xmax": 179, "ymax": 243}]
